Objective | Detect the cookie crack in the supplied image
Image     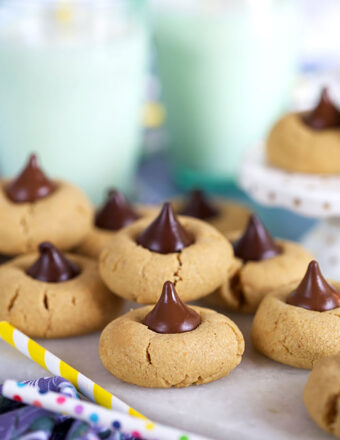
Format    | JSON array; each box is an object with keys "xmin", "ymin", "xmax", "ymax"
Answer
[
  {"xmin": 225, "ymin": 321, "xmax": 244, "ymax": 356},
  {"xmin": 325, "ymin": 392, "xmax": 340, "ymax": 432},
  {"xmin": 43, "ymin": 293, "xmax": 49, "ymax": 311},
  {"xmin": 145, "ymin": 339, "xmax": 173, "ymax": 387},
  {"xmin": 173, "ymin": 252, "xmax": 183, "ymax": 287},
  {"xmin": 110, "ymin": 255, "xmax": 124, "ymax": 273},
  {"xmin": 19, "ymin": 205, "xmax": 34, "ymax": 251},
  {"xmin": 146, "ymin": 341, "xmax": 152, "ymax": 365},
  {"xmin": 42, "ymin": 289, "xmax": 52, "ymax": 337},
  {"xmin": 7, "ymin": 286, "xmax": 20, "ymax": 313},
  {"xmin": 280, "ymin": 336, "xmax": 294, "ymax": 356}
]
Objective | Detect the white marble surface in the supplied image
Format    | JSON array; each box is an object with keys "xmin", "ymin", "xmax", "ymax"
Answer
[{"xmin": 0, "ymin": 304, "xmax": 332, "ymax": 440}]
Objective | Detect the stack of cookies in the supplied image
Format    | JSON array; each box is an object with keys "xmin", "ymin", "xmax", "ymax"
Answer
[
  {"xmin": 98, "ymin": 200, "xmax": 245, "ymax": 388},
  {"xmin": 3, "ymin": 153, "xmax": 328, "ymax": 407},
  {"xmin": 0, "ymin": 154, "xmax": 123, "ymax": 338},
  {"xmin": 93, "ymin": 190, "xmax": 312, "ymax": 389}
]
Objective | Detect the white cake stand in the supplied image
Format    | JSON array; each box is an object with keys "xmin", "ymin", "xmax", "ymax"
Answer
[{"xmin": 239, "ymin": 145, "xmax": 340, "ymax": 278}]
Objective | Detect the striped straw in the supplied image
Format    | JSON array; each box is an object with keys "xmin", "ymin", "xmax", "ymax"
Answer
[
  {"xmin": 0, "ymin": 321, "xmax": 143, "ymax": 419},
  {"xmin": 3, "ymin": 380, "xmax": 208, "ymax": 440}
]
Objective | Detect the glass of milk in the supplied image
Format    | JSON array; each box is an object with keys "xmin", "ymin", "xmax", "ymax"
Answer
[
  {"xmin": 0, "ymin": 0, "xmax": 149, "ymax": 202},
  {"xmin": 150, "ymin": 0, "xmax": 300, "ymax": 189}
]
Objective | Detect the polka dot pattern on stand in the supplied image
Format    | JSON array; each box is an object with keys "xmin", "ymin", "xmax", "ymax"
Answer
[{"xmin": 240, "ymin": 145, "xmax": 340, "ymax": 218}]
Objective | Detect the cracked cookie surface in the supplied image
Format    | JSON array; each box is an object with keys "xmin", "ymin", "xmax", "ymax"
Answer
[
  {"xmin": 0, "ymin": 181, "xmax": 93, "ymax": 255},
  {"xmin": 215, "ymin": 240, "xmax": 312, "ymax": 313},
  {"xmin": 304, "ymin": 353, "xmax": 340, "ymax": 437},
  {"xmin": 99, "ymin": 216, "xmax": 233, "ymax": 303},
  {"xmin": 99, "ymin": 306, "xmax": 244, "ymax": 388},
  {"xmin": 0, "ymin": 253, "xmax": 122, "ymax": 338},
  {"xmin": 251, "ymin": 282, "xmax": 340, "ymax": 369}
]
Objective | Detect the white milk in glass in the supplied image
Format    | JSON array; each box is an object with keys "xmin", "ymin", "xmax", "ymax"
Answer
[
  {"xmin": 150, "ymin": 0, "xmax": 299, "ymax": 189},
  {"xmin": 0, "ymin": 0, "xmax": 148, "ymax": 201}
]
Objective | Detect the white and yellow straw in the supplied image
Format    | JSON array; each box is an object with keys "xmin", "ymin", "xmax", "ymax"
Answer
[{"xmin": 0, "ymin": 321, "xmax": 144, "ymax": 419}]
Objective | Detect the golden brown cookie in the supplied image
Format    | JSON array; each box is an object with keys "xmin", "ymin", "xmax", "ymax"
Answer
[
  {"xmin": 215, "ymin": 214, "xmax": 313, "ymax": 313},
  {"xmin": 251, "ymin": 280, "xmax": 340, "ymax": 369},
  {"xmin": 99, "ymin": 305, "xmax": 244, "ymax": 388},
  {"xmin": 76, "ymin": 190, "xmax": 158, "ymax": 259},
  {"xmin": 217, "ymin": 240, "xmax": 312, "ymax": 313},
  {"xmin": 99, "ymin": 206, "xmax": 233, "ymax": 304},
  {"xmin": 0, "ymin": 180, "xmax": 92, "ymax": 255},
  {"xmin": 304, "ymin": 353, "xmax": 340, "ymax": 438},
  {"xmin": 172, "ymin": 190, "xmax": 251, "ymax": 240},
  {"xmin": 267, "ymin": 89, "xmax": 340, "ymax": 174},
  {"xmin": 0, "ymin": 251, "xmax": 122, "ymax": 338}
]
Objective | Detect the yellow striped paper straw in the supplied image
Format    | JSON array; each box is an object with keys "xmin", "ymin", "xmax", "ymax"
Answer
[{"xmin": 0, "ymin": 321, "xmax": 145, "ymax": 420}]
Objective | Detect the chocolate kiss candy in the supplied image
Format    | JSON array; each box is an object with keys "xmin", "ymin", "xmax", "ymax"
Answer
[
  {"xmin": 95, "ymin": 189, "xmax": 140, "ymax": 231},
  {"xmin": 143, "ymin": 281, "xmax": 201, "ymax": 333},
  {"xmin": 137, "ymin": 202, "xmax": 194, "ymax": 254},
  {"xmin": 287, "ymin": 260, "xmax": 340, "ymax": 311},
  {"xmin": 180, "ymin": 189, "xmax": 219, "ymax": 220},
  {"xmin": 303, "ymin": 87, "xmax": 340, "ymax": 130},
  {"xmin": 26, "ymin": 242, "xmax": 80, "ymax": 283},
  {"xmin": 233, "ymin": 214, "xmax": 281, "ymax": 262},
  {"xmin": 6, "ymin": 154, "xmax": 56, "ymax": 203}
]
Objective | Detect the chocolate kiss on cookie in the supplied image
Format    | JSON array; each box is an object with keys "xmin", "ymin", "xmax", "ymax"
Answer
[
  {"xmin": 286, "ymin": 260, "xmax": 340, "ymax": 311},
  {"xmin": 180, "ymin": 189, "xmax": 219, "ymax": 220},
  {"xmin": 137, "ymin": 202, "xmax": 194, "ymax": 254},
  {"xmin": 6, "ymin": 154, "xmax": 56, "ymax": 203},
  {"xmin": 233, "ymin": 214, "xmax": 282, "ymax": 262},
  {"xmin": 95, "ymin": 189, "xmax": 140, "ymax": 231},
  {"xmin": 27, "ymin": 242, "xmax": 80, "ymax": 283},
  {"xmin": 143, "ymin": 281, "xmax": 201, "ymax": 333},
  {"xmin": 303, "ymin": 87, "xmax": 340, "ymax": 130}
]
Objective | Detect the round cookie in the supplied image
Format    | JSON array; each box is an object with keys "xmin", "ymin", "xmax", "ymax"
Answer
[
  {"xmin": 304, "ymin": 352, "xmax": 340, "ymax": 438},
  {"xmin": 216, "ymin": 215, "xmax": 312, "ymax": 313},
  {"xmin": 99, "ymin": 281, "xmax": 244, "ymax": 388},
  {"xmin": 99, "ymin": 203, "xmax": 233, "ymax": 304},
  {"xmin": 0, "ymin": 243, "xmax": 122, "ymax": 338},
  {"xmin": 267, "ymin": 88, "xmax": 340, "ymax": 174},
  {"xmin": 251, "ymin": 261, "xmax": 340, "ymax": 369},
  {"xmin": 172, "ymin": 189, "xmax": 251, "ymax": 240},
  {"xmin": 0, "ymin": 155, "xmax": 93, "ymax": 254},
  {"xmin": 76, "ymin": 190, "xmax": 158, "ymax": 259}
]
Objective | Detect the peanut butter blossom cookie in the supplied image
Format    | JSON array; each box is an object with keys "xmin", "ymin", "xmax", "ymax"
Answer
[
  {"xmin": 304, "ymin": 352, "xmax": 340, "ymax": 438},
  {"xmin": 0, "ymin": 242, "xmax": 122, "ymax": 338},
  {"xmin": 99, "ymin": 202, "xmax": 233, "ymax": 303},
  {"xmin": 76, "ymin": 189, "xmax": 156, "ymax": 259},
  {"xmin": 99, "ymin": 281, "xmax": 244, "ymax": 388},
  {"xmin": 173, "ymin": 189, "xmax": 251, "ymax": 240},
  {"xmin": 267, "ymin": 87, "xmax": 340, "ymax": 174},
  {"xmin": 213, "ymin": 215, "xmax": 312, "ymax": 313},
  {"xmin": 251, "ymin": 260, "xmax": 340, "ymax": 368},
  {"xmin": 0, "ymin": 154, "xmax": 93, "ymax": 254}
]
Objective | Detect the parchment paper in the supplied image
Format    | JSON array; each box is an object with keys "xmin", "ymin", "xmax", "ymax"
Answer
[{"xmin": 0, "ymin": 304, "xmax": 332, "ymax": 440}]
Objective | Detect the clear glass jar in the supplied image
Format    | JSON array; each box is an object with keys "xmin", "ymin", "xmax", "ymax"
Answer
[
  {"xmin": 0, "ymin": 0, "xmax": 149, "ymax": 201},
  {"xmin": 150, "ymin": 0, "xmax": 300, "ymax": 190}
]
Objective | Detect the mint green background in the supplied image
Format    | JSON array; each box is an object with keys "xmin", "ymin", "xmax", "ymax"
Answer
[{"xmin": 151, "ymin": 1, "xmax": 300, "ymax": 187}]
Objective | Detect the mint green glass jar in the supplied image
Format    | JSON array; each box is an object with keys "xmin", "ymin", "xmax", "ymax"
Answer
[
  {"xmin": 150, "ymin": 0, "xmax": 300, "ymax": 190},
  {"xmin": 0, "ymin": 0, "xmax": 149, "ymax": 202}
]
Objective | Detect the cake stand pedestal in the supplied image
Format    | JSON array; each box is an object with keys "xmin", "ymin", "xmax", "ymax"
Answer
[{"xmin": 239, "ymin": 145, "xmax": 340, "ymax": 278}]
